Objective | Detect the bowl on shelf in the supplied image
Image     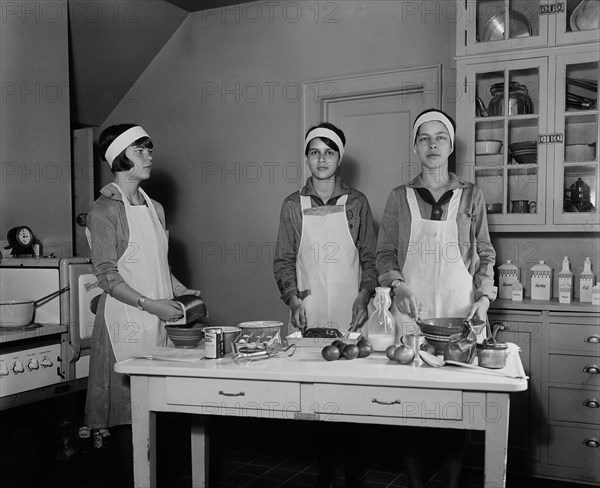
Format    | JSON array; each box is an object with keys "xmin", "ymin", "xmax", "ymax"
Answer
[
  {"xmin": 509, "ymin": 141, "xmax": 538, "ymax": 164},
  {"xmin": 485, "ymin": 203, "xmax": 503, "ymax": 214},
  {"xmin": 475, "ymin": 139, "xmax": 503, "ymax": 155},
  {"xmin": 565, "ymin": 143, "xmax": 596, "ymax": 162},
  {"xmin": 166, "ymin": 324, "xmax": 204, "ymax": 349}
]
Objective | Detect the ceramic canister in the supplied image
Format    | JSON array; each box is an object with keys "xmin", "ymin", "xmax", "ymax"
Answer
[
  {"xmin": 530, "ymin": 260, "xmax": 553, "ymax": 301},
  {"xmin": 498, "ymin": 260, "xmax": 520, "ymax": 299}
]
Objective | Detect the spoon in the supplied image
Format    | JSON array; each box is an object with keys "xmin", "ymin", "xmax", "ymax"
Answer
[{"xmin": 418, "ymin": 350, "xmax": 526, "ymax": 379}]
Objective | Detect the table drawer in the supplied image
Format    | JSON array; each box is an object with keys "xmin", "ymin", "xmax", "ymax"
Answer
[
  {"xmin": 548, "ymin": 387, "xmax": 600, "ymax": 424},
  {"xmin": 165, "ymin": 377, "xmax": 300, "ymax": 412},
  {"xmin": 313, "ymin": 384, "xmax": 462, "ymax": 420},
  {"xmin": 549, "ymin": 354, "xmax": 600, "ymax": 387},
  {"xmin": 548, "ymin": 424, "xmax": 600, "ymax": 474},
  {"xmin": 549, "ymin": 323, "xmax": 600, "ymax": 353}
]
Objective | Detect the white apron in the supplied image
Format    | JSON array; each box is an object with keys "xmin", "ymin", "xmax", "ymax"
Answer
[
  {"xmin": 102, "ymin": 184, "xmax": 173, "ymax": 362},
  {"xmin": 392, "ymin": 187, "xmax": 474, "ymax": 336},
  {"xmin": 296, "ymin": 194, "xmax": 360, "ymax": 330}
]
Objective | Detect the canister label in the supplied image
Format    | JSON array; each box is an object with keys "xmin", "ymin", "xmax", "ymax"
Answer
[{"xmin": 204, "ymin": 327, "xmax": 224, "ymax": 359}]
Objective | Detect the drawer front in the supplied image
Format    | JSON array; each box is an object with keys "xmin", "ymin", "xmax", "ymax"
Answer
[
  {"xmin": 549, "ymin": 354, "xmax": 600, "ymax": 387},
  {"xmin": 548, "ymin": 424, "xmax": 600, "ymax": 474},
  {"xmin": 313, "ymin": 384, "xmax": 462, "ymax": 420},
  {"xmin": 549, "ymin": 322, "xmax": 600, "ymax": 353},
  {"xmin": 548, "ymin": 387, "xmax": 600, "ymax": 424},
  {"xmin": 166, "ymin": 377, "xmax": 300, "ymax": 412}
]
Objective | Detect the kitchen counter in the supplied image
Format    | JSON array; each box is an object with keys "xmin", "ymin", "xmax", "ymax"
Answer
[
  {"xmin": 116, "ymin": 344, "xmax": 527, "ymax": 488},
  {"xmin": 491, "ymin": 298, "xmax": 600, "ymax": 314}
]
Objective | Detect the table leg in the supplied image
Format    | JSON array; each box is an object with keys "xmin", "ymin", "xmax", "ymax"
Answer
[
  {"xmin": 191, "ymin": 417, "xmax": 209, "ymax": 488},
  {"xmin": 484, "ymin": 392, "xmax": 510, "ymax": 488},
  {"xmin": 131, "ymin": 376, "xmax": 156, "ymax": 488}
]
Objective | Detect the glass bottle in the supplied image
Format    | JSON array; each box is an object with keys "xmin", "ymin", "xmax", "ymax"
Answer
[
  {"xmin": 558, "ymin": 256, "xmax": 573, "ymax": 304},
  {"xmin": 363, "ymin": 287, "xmax": 396, "ymax": 352}
]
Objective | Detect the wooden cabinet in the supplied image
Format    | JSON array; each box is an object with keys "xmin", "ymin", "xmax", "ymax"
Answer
[
  {"xmin": 455, "ymin": 0, "xmax": 599, "ymax": 232},
  {"xmin": 485, "ymin": 301, "xmax": 600, "ymax": 484},
  {"xmin": 456, "ymin": 0, "xmax": 599, "ymax": 57}
]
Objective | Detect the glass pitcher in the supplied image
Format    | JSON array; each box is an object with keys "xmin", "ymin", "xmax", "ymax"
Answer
[{"xmin": 362, "ymin": 287, "xmax": 396, "ymax": 352}]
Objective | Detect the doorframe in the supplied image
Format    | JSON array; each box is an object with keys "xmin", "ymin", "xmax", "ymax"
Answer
[{"xmin": 301, "ymin": 65, "xmax": 443, "ymax": 181}]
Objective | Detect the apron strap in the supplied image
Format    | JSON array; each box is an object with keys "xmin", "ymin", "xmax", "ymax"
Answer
[
  {"xmin": 406, "ymin": 187, "xmax": 421, "ymax": 220},
  {"xmin": 447, "ymin": 189, "xmax": 463, "ymax": 221},
  {"xmin": 300, "ymin": 195, "xmax": 311, "ymax": 212}
]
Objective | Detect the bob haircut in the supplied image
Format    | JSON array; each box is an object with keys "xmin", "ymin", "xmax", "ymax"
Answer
[
  {"xmin": 304, "ymin": 122, "xmax": 346, "ymax": 156},
  {"xmin": 99, "ymin": 123, "xmax": 153, "ymax": 173}
]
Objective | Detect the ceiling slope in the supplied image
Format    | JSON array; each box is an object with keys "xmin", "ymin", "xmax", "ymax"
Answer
[{"xmin": 68, "ymin": 0, "xmax": 188, "ymax": 127}]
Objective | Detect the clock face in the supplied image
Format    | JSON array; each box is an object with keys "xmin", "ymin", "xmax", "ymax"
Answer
[{"xmin": 16, "ymin": 227, "xmax": 33, "ymax": 247}]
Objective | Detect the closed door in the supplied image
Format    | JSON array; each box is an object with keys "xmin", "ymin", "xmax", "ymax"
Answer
[{"xmin": 325, "ymin": 91, "xmax": 428, "ymax": 226}]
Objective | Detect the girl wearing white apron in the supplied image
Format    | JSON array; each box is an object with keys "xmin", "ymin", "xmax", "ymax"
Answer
[
  {"xmin": 376, "ymin": 109, "xmax": 497, "ymax": 488},
  {"xmin": 85, "ymin": 124, "xmax": 202, "ymax": 484}
]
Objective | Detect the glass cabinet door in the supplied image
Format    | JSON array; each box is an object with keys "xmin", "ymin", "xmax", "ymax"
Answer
[
  {"xmin": 463, "ymin": 0, "xmax": 549, "ymax": 54},
  {"xmin": 553, "ymin": 52, "xmax": 599, "ymax": 225},
  {"xmin": 466, "ymin": 58, "xmax": 548, "ymax": 225},
  {"xmin": 555, "ymin": 0, "xmax": 600, "ymax": 45}
]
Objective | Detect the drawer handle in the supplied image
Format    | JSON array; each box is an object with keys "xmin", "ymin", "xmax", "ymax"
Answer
[
  {"xmin": 218, "ymin": 390, "xmax": 245, "ymax": 397},
  {"xmin": 582, "ymin": 365, "xmax": 600, "ymax": 375},
  {"xmin": 583, "ymin": 398, "xmax": 600, "ymax": 409},
  {"xmin": 583, "ymin": 438, "xmax": 600, "ymax": 448},
  {"xmin": 371, "ymin": 398, "xmax": 401, "ymax": 405},
  {"xmin": 584, "ymin": 335, "xmax": 600, "ymax": 344}
]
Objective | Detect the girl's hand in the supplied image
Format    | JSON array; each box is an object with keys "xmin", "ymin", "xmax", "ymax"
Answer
[
  {"xmin": 350, "ymin": 290, "xmax": 370, "ymax": 330},
  {"xmin": 174, "ymin": 287, "xmax": 202, "ymax": 298},
  {"xmin": 466, "ymin": 296, "xmax": 490, "ymax": 321},
  {"xmin": 393, "ymin": 284, "xmax": 422, "ymax": 320},
  {"xmin": 144, "ymin": 299, "xmax": 184, "ymax": 322},
  {"xmin": 288, "ymin": 296, "xmax": 307, "ymax": 331}
]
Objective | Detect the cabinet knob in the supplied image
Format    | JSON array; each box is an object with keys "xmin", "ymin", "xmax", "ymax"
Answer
[
  {"xmin": 582, "ymin": 365, "xmax": 600, "ymax": 375},
  {"xmin": 584, "ymin": 335, "xmax": 600, "ymax": 344},
  {"xmin": 583, "ymin": 398, "xmax": 600, "ymax": 409},
  {"xmin": 583, "ymin": 438, "xmax": 600, "ymax": 448}
]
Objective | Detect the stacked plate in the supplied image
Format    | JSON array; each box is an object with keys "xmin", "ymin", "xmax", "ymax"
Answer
[{"xmin": 508, "ymin": 141, "xmax": 537, "ymax": 164}]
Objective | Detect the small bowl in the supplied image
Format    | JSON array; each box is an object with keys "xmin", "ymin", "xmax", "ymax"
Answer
[
  {"xmin": 485, "ymin": 203, "xmax": 503, "ymax": 214},
  {"xmin": 166, "ymin": 324, "xmax": 204, "ymax": 349},
  {"xmin": 475, "ymin": 140, "xmax": 502, "ymax": 155}
]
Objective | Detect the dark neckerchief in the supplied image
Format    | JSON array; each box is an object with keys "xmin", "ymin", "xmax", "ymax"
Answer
[{"xmin": 415, "ymin": 187, "xmax": 454, "ymax": 220}]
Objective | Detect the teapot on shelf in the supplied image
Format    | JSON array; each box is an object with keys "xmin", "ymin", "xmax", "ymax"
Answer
[{"xmin": 476, "ymin": 81, "xmax": 534, "ymax": 117}]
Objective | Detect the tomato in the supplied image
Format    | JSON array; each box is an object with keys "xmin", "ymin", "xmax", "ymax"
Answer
[
  {"xmin": 321, "ymin": 345, "xmax": 341, "ymax": 361},
  {"xmin": 343, "ymin": 344, "xmax": 360, "ymax": 360},
  {"xmin": 385, "ymin": 344, "xmax": 398, "ymax": 361},
  {"xmin": 394, "ymin": 344, "xmax": 415, "ymax": 364},
  {"xmin": 356, "ymin": 339, "xmax": 372, "ymax": 358},
  {"xmin": 333, "ymin": 341, "xmax": 347, "ymax": 356}
]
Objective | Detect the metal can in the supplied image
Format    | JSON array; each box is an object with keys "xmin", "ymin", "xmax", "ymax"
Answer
[
  {"xmin": 204, "ymin": 327, "xmax": 224, "ymax": 359},
  {"xmin": 78, "ymin": 426, "xmax": 92, "ymax": 452}
]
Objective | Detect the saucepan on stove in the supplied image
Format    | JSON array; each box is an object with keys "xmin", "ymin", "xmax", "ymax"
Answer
[{"xmin": 0, "ymin": 286, "xmax": 69, "ymax": 328}]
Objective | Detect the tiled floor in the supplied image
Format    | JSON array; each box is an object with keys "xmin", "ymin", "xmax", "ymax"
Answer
[{"xmin": 1, "ymin": 402, "xmax": 597, "ymax": 488}]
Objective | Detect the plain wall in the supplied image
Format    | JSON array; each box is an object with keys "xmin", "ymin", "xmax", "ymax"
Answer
[
  {"xmin": 1, "ymin": 2, "xmax": 72, "ymax": 256},
  {"xmin": 97, "ymin": 0, "xmax": 457, "ymax": 326}
]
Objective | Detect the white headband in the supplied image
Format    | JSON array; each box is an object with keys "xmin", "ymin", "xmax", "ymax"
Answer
[
  {"xmin": 413, "ymin": 111, "xmax": 454, "ymax": 148},
  {"xmin": 105, "ymin": 126, "xmax": 150, "ymax": 167},
  {"xmin": 304, "ymin": 128, "xmax": 345, "ymax": 160}
]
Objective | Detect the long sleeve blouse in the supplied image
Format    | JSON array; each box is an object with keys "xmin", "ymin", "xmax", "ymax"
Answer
[{"xmin": 376, "ymin": 173, "xmax": 497, "ymax": 302}]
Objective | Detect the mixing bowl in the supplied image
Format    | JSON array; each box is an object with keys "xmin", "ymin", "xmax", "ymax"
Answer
[{"xmin": 166, "ymin": 324, "xmax": 204, "ymax": 349}]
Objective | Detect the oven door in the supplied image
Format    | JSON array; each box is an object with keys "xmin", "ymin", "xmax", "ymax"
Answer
[{"xmin": 60, "ymin": 258, "xmax": 102, "ymax": 380}]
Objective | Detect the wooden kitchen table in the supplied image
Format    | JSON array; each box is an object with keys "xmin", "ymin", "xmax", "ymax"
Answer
[{"xmin": 115, "ymin": 343, "xmax": 527, "ymax": 488}]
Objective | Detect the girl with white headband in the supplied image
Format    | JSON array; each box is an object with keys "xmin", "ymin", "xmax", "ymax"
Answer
[
  {"xmin": 376, "ymin": 109, "xmax": 497, "ymax": 488},
  {"xmin": 273, "ymin": 122, "xmax": 377, "ymax": 485},
  {"xmin": 85, "ymin": 123, "xmax": 203, "ymax": 483}
]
